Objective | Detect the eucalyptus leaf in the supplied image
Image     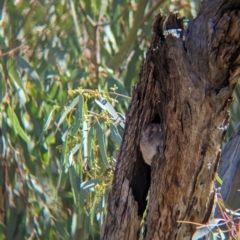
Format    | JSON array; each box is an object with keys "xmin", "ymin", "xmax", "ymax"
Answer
[
  {"xmin": 96, "ymin": 122, "xmax": 109, "ymax": 168},
  {"xmin": 110, "ymin": 123, "xmax": 122, "ymax": 146},
  {"xmin": 87, "ymin": 124, "xmax": 95, "ymax": 168},
  {"xmin": 6, "ymin": 208, "xmax": 17, "ymax": 240},
  {"xmin": 7, "ymin": 58, "xmax": 25, "ymax": 91},
  {"xmin": 82, "ymin": 120, "xmax": 88, "ymax": 165},
  {"xmin": 15, "ymin": 55, "xmax": 42, "ymax": 89},
  {"xmin": 54, "ymin": 221, "xmax": 70, "ymax": 240},
  {"xmin": 58, "ymin": 96, "xmax": 80, "ymax": 127},
  {"xmin": 69, "ymin": 165, "xmax": 79, "ymax": 205},
  {"xmin": 0, "ymin": 72, "xmax": 6, "ymax": 102},
  {"xmin": 43, "ymin": 108, "xmax": 56, "ymax": 131},
  {"xmin": 7, "ymin": 105, "xmax": 31, "ymax": 144},
  {"xmin": 95, "ymin": 98, "xmax": 125, "ymax": 128},
  {"xmin": 70, "ymin": 144, "xmax": 81, "ymax": 156},
  {"xmin": 80, "ymin": 179, "xmax": 99, "ymax": 191},
  {"xmin": 0, "ymin": 223, "xmax": 6, "ymax": 235}
]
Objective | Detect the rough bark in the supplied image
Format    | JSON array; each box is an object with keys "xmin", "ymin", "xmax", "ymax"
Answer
[{"xmin": 102, "ymin": 0, "xmax": 240, "ymax": 239}]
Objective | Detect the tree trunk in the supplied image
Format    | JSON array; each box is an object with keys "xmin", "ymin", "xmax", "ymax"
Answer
[{"xmin": 102, "ymin": 0, "xmax": 240, "ymax": 239}]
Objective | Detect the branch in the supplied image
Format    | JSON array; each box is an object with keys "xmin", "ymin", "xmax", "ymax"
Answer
[{"xmin": 107, "ymin": 0, "xmax": 149, "ymax": 71}]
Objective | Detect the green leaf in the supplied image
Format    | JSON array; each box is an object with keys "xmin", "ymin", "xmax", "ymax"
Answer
[
  {"xmin": 54, "ymin": 221, "xmax": 70, "ymax": 240},
  {"xmin": 58, "ymin": 96, "xmax": 79, "ymax": 127},
  {"xmin": 6, "ymin": 208, "xmax": 17, "ymax": 240},
  {"xmin": 7, "ymin": 105, "xmax": 31, "ymax": 144},
  {"xmin": 71, "ymin": 118, "xmax": 81, "ymax": 136},
  {"xmin": 110, "ymin": 123, "xmax": 122, "ymax": 146},
  {"xmin": 95, "ymin": 98, "xmax": 125, "ymax": 128},
  {"xmin": 80, "ymin": 179, "xmax": 99, "ymax": 191},
  {"xmin": 87, "ymin": 124, "xmax": 95, "ymax": 168},
  {"xmin": 96, "ymin": 122, "xmax": 109, "ymax": 168},
  {"xmin": 75, "ymin": 94, "xmax": 84, "ymax": 119},
  {"xmin": 33, "ymin": 216, "xmax": 42, "ymax": 236},
  {"xmin": 72, "ymin": 94, "xmax": 85, "ymax": 135},
  {"xmin": 7, "ymin": 58, "xmax": 25, "ymax": 91},
  {"xmin": 0, "ymin": 72, "xmax": 6, "ymax": 102},
  {"xmin": 71, "ymin": 212, "xmax": 77, "ymax": 237},
  {"xmin": 61, "ymin": 134, "xmax": 68, "ymax": 166},
  {"xmin": 82, "ymin": 120, "xmax": 88, "ymax": 165},
  {"xmin": 71, "ymin": 144, "xmax": 81, "ymax": 155},
  {"xmin": 1, "ymin": 115, "xmax": 14, "ymax": 151},
  {"xmin": 215, "ymin": 174, "xmax": 223, "ymax": 185},
  {"xmin": 58, "ymin": 191, "xmax": 73, "ymax": 198},
  {"xmin": 0, "ymin": 223, "xmax": 6, "ymax": 235},
  {"xmin": 43, "ymin": 108, "xmax": 56, "ymax": 131},
  {"xmin": 29, "ymin": 178, "xmax": 47, "ymax": 203},
  {"xmin": 15, "ymin": 55, "xmax": 42, "ymax": 89},
  {"xmin": 69, "ymin": 155, "xmax": 79, "ymax": 205}
]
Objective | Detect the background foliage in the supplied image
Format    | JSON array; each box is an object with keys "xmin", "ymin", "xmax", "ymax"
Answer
[{"xmin": 0, "ymin": 0, "xmax": 239, "ymax": 239}]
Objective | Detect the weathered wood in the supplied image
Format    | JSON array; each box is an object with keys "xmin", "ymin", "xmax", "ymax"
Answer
[{"xmin": 102, "ymin": 0, "xmax": 240, "ymax": 239}]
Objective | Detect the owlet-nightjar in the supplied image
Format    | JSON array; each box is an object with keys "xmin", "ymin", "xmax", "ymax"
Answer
[{"xmin": 140, "ymin": 123, "xmax": 161, "ymax": 166}]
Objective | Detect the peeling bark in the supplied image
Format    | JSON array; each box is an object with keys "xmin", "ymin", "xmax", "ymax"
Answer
[{"xmin": 102, "ymin": 1, "xmax": 240, "ymax": 239}]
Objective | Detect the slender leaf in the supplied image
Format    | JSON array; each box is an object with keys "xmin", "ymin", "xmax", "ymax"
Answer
[
  {"xmin": 0, "ymin": 72, "xmax": 6, "ymax": 102},
  {"xmin": 69, "ymin": 166, "xmax": 79, "ymax": 205},
  {"xmin": 96, "ymin": 122, "xmax": 109, "ymax": 168},
  {"xmin": 7, "ymin": 105, "xmax": 31, "ymax": 144},
  {"xmin": 87, "ymin": 124, "xmax": 95, "ymax": 168},
  {"xmin": 80, "ymin": 179, "xmax": 99, "ymax": 191},
  {"xmin": 43, "ymin": 108, "xmax": 56, "ymax": 131},
  {"xmin": 15, "ymin": 55, "xmax": 41, "ymax": 89},
  {"xmin": 58, "ymin": 96, "xmax": 79, "ymax": 127},
  {"xmin": 7, "ymin": 58, "xmax": 25, "ymax": 91},
  {"xmin": 110, "ymin": 123, "xmax": 122, "ymax": 146},
  {"xmin": 54, "ymin": 221, "xmax": 70, "ymax": 240}
]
